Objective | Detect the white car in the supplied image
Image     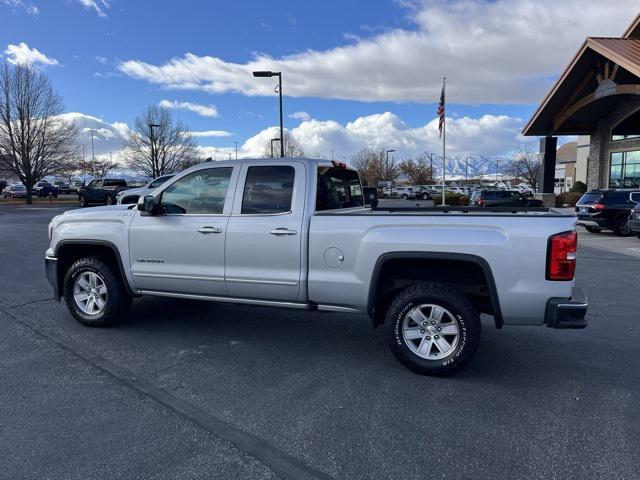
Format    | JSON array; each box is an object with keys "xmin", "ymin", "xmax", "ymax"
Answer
[{"xmin": 116, "ymin": 174, "xmax": 174, "ymax": 204}]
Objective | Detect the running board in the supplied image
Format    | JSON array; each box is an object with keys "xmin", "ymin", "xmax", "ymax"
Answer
[{"xmin": 139, "ymin": 290, "xmax": 312, "ymax": 310}]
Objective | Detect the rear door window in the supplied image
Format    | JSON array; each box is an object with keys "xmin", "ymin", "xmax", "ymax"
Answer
[{"xmin": 241, "ymin": 166, "xmax": 295, "ymax": 214}]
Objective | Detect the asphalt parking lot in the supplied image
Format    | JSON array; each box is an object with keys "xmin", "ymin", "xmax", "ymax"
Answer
[{"xmin": 1, "ymin": 205, "xmax": 639, "ymax": 480}]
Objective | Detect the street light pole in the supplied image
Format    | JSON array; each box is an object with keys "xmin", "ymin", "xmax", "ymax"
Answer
[
  {"xmin": 148, "ymin": 123, "xmax": 160, "ymax": 177},
  {"xmin": 86, "ymin": 129, "xmax": 98, "ymax": 177},
  {"xmin": 253, "ymin": 71, "xmax": 284, "ymax": 158},
  {"xmin": 270, "ymin": 138, "xmax": 280, "ymax": 158},
  {"xmin": 234, "ymin": 141, "xmax": 238, "ymax": 160}
]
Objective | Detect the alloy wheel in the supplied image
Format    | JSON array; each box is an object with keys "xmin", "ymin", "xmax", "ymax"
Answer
[
  {"xmin": 73, "ymin": 272, "xmax": 108, "ymax": 315},
  {"xmin": 402, "ymin": 304, "xmax": 460, "ymax": 360}
]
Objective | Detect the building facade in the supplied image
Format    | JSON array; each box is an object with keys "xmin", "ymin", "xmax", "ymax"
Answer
[{"xmin": 523, "ymin": 14, "xmax": 640, "ymax": 199}]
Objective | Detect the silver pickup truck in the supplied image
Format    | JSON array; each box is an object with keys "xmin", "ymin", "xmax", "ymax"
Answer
[{"xmin": 45, "ymin": 158, "xmax": 588, "ymax": 375}]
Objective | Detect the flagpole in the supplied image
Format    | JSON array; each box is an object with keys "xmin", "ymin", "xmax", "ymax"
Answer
[{"xmin": 441, "ymin": 76, "xmax": 446, "ymax": 206}]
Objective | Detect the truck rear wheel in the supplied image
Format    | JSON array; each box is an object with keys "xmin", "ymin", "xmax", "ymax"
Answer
[
  {"xmin": 63, "ymin": 257, "xmax": 131, "ymax": 327},
  {"xmin": 384, "ymin": 282, "xmax": 481, "ymax": 376}
]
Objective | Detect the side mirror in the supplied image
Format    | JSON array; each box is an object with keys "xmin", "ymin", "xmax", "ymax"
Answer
[{"xmin": 138, "ymin": 195, "xmax": 157, "ymax": 214}]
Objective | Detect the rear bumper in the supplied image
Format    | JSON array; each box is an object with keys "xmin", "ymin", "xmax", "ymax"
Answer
[
  {"xmin": 576, "ymin": 214, "xmax": 608, "ymax": 229},
  {"xmin": 45, "ymin": 255, "xmax": 60, "ymax": 300},
  {"xmin": 545, "ymin": 287, "xmax": 588, "ymax": 329}
]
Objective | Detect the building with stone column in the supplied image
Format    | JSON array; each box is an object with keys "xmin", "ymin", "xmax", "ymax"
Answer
[{"xmin": 523, "ymin": 13, "xmax": 640, "ymax": 202}]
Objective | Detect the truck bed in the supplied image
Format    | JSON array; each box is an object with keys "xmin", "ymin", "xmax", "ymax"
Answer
[{"xmin": 316, "ymin": 205, "xmax": 575, "ymax": 217}]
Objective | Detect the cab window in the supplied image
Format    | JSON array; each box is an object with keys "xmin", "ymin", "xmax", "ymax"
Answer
[
  {"xmin": 316, "ymin": 167, "xmax": 364, "ymax": 211},
  {"xmin": 160, "ymin": 168, "xmax": 232, "ymax": 214}
]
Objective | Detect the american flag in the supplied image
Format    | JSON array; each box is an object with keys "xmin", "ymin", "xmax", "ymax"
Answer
[{"xmin": 437, "ymin": 85, "xmax": 445, "ymax": 138}]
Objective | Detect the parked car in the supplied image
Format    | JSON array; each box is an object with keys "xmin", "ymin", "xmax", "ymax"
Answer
[
  {"xmin": 69, "ymin": 180, "xmax": 84, "ymax": 193},
  {"xmin": 3, "ymin": 183, "xmax": 27, "ymax": 198},
  {"xmin": 576, "ymin": 189, "xmax": 640, "ymax": 236},
  {"xmin": 413, "ymin": 186, "xmax": 433, "ymax": 200},
  {"xmin": 0, "ymin": 180, "xmax": 7, "ymax": 192},
  {"xmin": 53, "ymin": 181, "xmax": 72, "ymax": 194},
  {"xmin": 628, "ymin": 203, "xmax": 640, "ymax": 238},
  {"xmin": 383, "ymin": 186, "xmax": 416, "ymax": 200},
  {"xmin": 45, "ymin": 158, "xmax": 587, "ymax": 377},
  {"xmin": 78, "ymin": 178, "xmax": 129, "ymax": 207},
  {"xmin": 471, "ymin": 190, "xmax": 544, "ymax": 208},
  {"xmin": 33, "ymin": 181, "xmax": 58, "ymax": 198},
  {"xmin": 116, "ymin": 174, "xmax": 174, "ymax": 205}
]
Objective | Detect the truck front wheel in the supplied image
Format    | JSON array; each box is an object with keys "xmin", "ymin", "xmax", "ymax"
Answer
[
  {"xmin": 63, "ymin": 257, "xmax": 132, "ymax": 327},
  {"xmin": 384, "ymin": 282, "xmax": 481, "ymax": 376}
]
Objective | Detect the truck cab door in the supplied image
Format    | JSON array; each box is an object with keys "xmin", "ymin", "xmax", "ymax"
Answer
[
  {"xmin": 225, "ymin": 162, "xmax": 306, "ymax": 301},
  {"xmin": 128, "ymin": 166, "xmax": 238, "ymax": 296}
]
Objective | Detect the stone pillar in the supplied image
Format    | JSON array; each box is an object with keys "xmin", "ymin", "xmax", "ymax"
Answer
[
  {"xmin": 536, "ymin": 136, "xmax": 557, "ymax": 206},
  {"xmin": 587, "ymin": 120, "xmax": 606, "ymax": 191}
]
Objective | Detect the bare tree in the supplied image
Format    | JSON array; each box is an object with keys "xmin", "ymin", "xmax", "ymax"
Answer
[
  {"xmin": 399, "ymin": 153, "xmax": 434, "ymax": 185},
  {"xmin": 262, "ymin": 130, "xmax": 305, "ymax": 158},
  {"xmin": 0, "ymin": 63, "xmax": 77, "ymax": 204},
  {"xmin": 508, "ymin": 145, "xmax": 541, "ymax": 192},
  {"xmin": 351, "ymin": 147, "xmax": 399, "ymax": 186},
  {"xmin": 75, "ymin": 154, "xmax": 119, "ymax": 179},
  {"xmin": 124, "ymin": 105, "xmax": 198, "ymax": 177}
]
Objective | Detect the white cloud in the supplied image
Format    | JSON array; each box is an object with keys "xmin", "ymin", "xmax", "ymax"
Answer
[
  {"xmin": 57, "ymin": 110, "xmax": 529, "ymax": 170},
  {"xmin": 4, "ymin": 42, "xmax": 59, "ymax": 66},
  {"xmin": 158, "ymin": 99, "xmax": 219, "ymax": 118},
  {"xmin": 77, "ymin": 0, "xmax": 110, "ymax": 17},
  {"xmin": 117, "ymin": 0, "xmax": 638, "ymax": 105},
  {"xmin": 289, "ymin": 111, "xmax": 311, "ymax": 122},
  {"xmin": 239, "ymin": 111, "xmax": 527, "ymax": 160},
  {"xmin": 2, "ymin": 0, "xmax": 38, "ymax": 15},
  {"xmin": 59, "ymin": 112, "xmax": 130, "ymax": 163},
  {"xmin": 188, "ymin": 130, "xmax": 233, "ymax": 138}
]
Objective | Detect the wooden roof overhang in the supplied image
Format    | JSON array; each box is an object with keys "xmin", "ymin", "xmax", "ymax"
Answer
[{"xmin": 523, "ymin": 37, "xmax": 640, "ymax": 136}]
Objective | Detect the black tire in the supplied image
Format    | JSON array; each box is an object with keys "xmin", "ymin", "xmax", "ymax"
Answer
[
  {"xmin": 401, "ymin": 194, "xmax": 408, "ymax": 200},
  {"xmin": 79, "ymin": 195, "xmax": 87, "ymax": 207},
  {"xmin": 585, "ymin": 225, "xmax": 601, "ymax": 233},
  {"xmin": 384, "ymin": 282, "xmax": 481, "ymax": 376},
  {"xmin": 613, "ymin": 215, "xmax": 633, "ymax": 237},
  {"xmin": 422, "ymin": 194, "xmax": 429, "ymax": 200},
  {"xmin": 105, "ymin": 195, "xmax": 114, "ymax": 206},
  {"xmin": 63, "ymin": 257, "xmax": 132, "ymax": 327}
]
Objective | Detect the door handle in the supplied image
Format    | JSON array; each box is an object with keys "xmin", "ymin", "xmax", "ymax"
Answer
[
  {"xmin": 197, "ymin": 226, "xmax": 223, "ymax": 234},
  {"xmin": 269, "ymin": 227, "xmax": 297, "ymax": 236}
]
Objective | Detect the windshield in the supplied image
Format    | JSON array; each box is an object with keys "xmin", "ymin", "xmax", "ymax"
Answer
[{"xmin": 316, "ymin": 167, "xmax": 364, "ymax": 211}]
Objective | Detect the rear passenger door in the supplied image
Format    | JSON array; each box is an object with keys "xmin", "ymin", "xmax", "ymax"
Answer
[{"xmin": 225, "ymin": 162, "xmax": 306, "ymax": 301}]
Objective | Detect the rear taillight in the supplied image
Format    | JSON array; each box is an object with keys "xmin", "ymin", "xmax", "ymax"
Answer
[
  {"xmin": 476, "ymin": 199, "xmax": 483, "ymax": 206},
  {"xmin": 593, "ymin": 202, "xmax": 605, "ymax": 211},
  {"xmin": 547, "ymin": 231, "xmax": 577, "ymax": 281}
]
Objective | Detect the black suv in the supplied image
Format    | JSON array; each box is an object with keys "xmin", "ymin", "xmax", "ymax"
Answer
[
  {"xmin": 78, "ymin": 178, "xmax": 129, "ymax": 207},
  {"xmin": 576, "ymin": 189, "xmax": 640, "ymax": 236},
  {"xmin": 470, "ymin": 190, "xmax": 543, "ymax": 207}
]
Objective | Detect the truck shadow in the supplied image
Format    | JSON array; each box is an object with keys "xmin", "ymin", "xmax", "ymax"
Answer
[{"xmin": 117, "ymin": 296, "xmax": 632, "ymax": 392}]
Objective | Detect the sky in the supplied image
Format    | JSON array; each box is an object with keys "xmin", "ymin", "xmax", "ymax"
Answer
[{"xmin": 1, "ymin": 0, "xmax": 639, "ymax": 165}]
